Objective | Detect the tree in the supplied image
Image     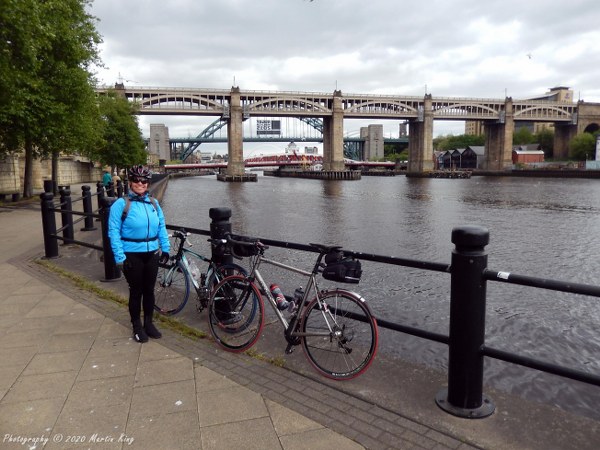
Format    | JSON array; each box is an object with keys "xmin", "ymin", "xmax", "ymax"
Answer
[
  {"xmin": 96, "ymin": 91, "xmax": 147, "ymax": 170},
  {"xmin": 0, "ymin": 0, "xmax": 102, "ymax": 197},
  {"xmin": 535, "ymin": 128, "xmax": 554, "ymax": 158},
  {"xmin": 569, "ymin": 133, "xmax": 596, "ymax": 161},
  {"xmin": 513, "ymin": 126, "xmax": 534, "ymax": 145}
]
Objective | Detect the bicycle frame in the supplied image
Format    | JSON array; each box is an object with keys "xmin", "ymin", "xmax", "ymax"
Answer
[
  {"xmin": 249, "ymin": 253, "xmax": 343, "ymax": 342},
  {"xmin": 208, "ymin": 239, "xmax": 378, "ymax": 379}
]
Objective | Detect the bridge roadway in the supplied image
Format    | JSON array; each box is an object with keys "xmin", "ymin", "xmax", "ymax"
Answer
[
  {"xmin": 98, "ymin": 85, "xmax": 578, "ymax": 122},
  {"xmin": 98, "ymin": 84, "xmax": 600, "ymax": 175}
]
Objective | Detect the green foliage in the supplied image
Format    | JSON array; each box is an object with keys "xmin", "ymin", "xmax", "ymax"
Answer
[
  {"xmin": 434, "ymin": 134, "xmax": 485, "ymax": 151},
  {"xmin": 0, "ymin": 0, "xmax": 103, "ymax": 197},
  {"xmin": 569, "ymin": 133, "xmax": 596, "ymax": 161},
  {"xmin": 536, "ymin": 128, "xmax": 554, "ymax": 157},
  {"xmin": 383, "ymin": 143, "xmax": 408, "ymax": 161},
  {"xmin": 512, "ymin": 126, "xmax": 535, "ymax": 145},
  {"xmin": 96, "ymin": 91, "xmax": 147, "ymax": 168}
]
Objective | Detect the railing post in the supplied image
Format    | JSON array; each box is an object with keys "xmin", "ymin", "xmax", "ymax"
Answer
[
  {"xmin": 40, "ymin": 192, "xmax": 59, "ymax": 258},
  {"xmin": 43, "ymin": 179, "xmax": 54, "ymax": 194},
  {"xmin": 106, "ymin": 181, "xmax": 115, "ymax": 197},
  {"xmin": 59, "ymin": 187, "xmax": 74, "ymax": 244},
  {"xmin": 123, "ymin": 178, "xmax": 129, "ymax": 195},
  {"xmin": 81, "ymin": 185, "xmax": 97, "ymax": 231},
  {"xmin": 96, "ymin": 182, "xmax": 104, "ymax": 222},
  {"xmin": 116, "ymin": 179, "xmax": 123, "ymax": 197},
  {"xmin": 209, "ymin": 207, "xmax": 233, "ymax": 266},
  {"xmin": 435, "ymin": 225, "xmax": 495, "ymax": 418},
  {"xmin": 100, "ymin": 196, "xmax": 121, "ymax": 281}
]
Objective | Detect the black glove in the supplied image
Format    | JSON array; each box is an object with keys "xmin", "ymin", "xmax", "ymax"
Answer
[{"xmin": 159, "ymin": 251, "xmax": 170, "ymax": 265}]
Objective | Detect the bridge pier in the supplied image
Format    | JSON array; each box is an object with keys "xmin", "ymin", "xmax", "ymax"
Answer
[
  {"xmin": 407, "ymin": 94, "xmax": 434, "ymax": 173},
  {"xmin": 322, "ymin": 90, "xmax": 345, "ymax": 172},
  {"xmin": 554, "ymin": 122, "xmax": 577, "ymax": 160},
  {"xmin": 483, "ymin": 98, "xmax": 514, "ymax": 170},
  {"xmin": 226, "ymin": 86, "xmax": 245, "ymax": 178}
]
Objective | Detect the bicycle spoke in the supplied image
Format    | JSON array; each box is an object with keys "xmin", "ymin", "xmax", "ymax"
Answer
[
  {"xmin": 154, "ymin": 261, "xmax": 190, "ymax": 315},
  {"xmin": 302, "ymin": 290, "xmax": 378, "ymax": 380}
]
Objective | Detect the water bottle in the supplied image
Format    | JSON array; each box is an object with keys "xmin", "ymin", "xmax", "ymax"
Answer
[
  {"xmin": 270, "ymin": 284, "xmax": 290, "ymax": 311},
  {"xmin": 293, "ymin": 287, "xmax": 304, "ymax": 303},
  {"xmin": 288, "ymin": 286, "xmax": 303, "ymax": 314},
  {"xmin": 189, "ymin": 260, "xmax": 200, "ymax": 281}
]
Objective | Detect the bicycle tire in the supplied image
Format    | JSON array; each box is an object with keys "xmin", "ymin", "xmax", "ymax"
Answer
[
  {"xmin": 301, "ymin": 289, "xmax": 378, "ymax": 380},
  {"xmin": 205, "ymin": 263, "xmax": 248, "ymax": 291},
  {"xmin": 154, "ymin": 260, "xmax": 190, "ymax": 315},
  {"xmin": 208, "ymin": 275, "xmax": 264, "ymax": 352}
]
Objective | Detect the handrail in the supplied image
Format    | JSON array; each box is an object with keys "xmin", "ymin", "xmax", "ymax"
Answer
[{"xmin": 39, "ymin": 201, "xmax": 599, "ymax": 420}]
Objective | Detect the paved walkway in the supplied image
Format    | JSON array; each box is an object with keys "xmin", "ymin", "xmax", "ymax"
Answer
[{"xmin": 0, "ymin": 187, "xmax": 598, "ymax": 449}]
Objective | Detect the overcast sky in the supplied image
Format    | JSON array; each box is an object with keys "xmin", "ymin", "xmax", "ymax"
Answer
[{"xmin": 88, "ymin": 0, "xmax": 600, "ymax": 151}]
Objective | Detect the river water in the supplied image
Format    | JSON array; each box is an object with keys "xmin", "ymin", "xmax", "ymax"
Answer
[{"xmin": 160, "ymin": 172, "xmax": 600, "ymax": 420}]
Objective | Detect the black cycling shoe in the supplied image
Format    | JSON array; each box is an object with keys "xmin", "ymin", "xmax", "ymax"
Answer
[
  {"xmin": 145, "ymin": 322, "xmax": 162, "ymax": 339},
  {"xmin": 132, "ymin": 320, "xmax": 149, "ymax": 343},
  {"xmin": 144, "ymin": 316, "xmax": 162, "ymax": 339}
]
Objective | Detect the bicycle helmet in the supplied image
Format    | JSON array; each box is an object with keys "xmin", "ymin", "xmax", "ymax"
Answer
[{"xmin": 127, "ymin": 165, "xmax": 152, "ymax": 181}]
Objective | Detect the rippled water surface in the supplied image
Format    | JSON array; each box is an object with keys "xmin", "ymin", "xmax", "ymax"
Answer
[{"xmin": 161, "ymin": 173, "xmax": 600, "ymax": 419}]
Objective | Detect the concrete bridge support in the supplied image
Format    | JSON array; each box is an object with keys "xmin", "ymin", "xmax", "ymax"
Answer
[
  {"xmin": 554, "ymin": 102, "xmax": 600, "ymax": 159},
  {"xmin": 407, "ymin": 95, "xmax": 434, "ymax": 173},
  {"xmin": 553, "ymin": 123, "xmax": 577, "ymax": 160},
  {"xmin": 483, "ymin": 98, "xmax": 514, "ymax": 170},
  {"xmin": 226, "ymin": 87, "xmax": 245, "ymax": 176},
  {"xmin": 322, "ymin": 90, "xmax": 345, "ymax": 171}
]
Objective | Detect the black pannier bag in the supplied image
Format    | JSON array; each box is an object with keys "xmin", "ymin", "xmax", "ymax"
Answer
[
  {"xmin": 229, "ymin": 234, "xmax": 259, "ymax": 257},
  {"xmin": 322, "ymin": 251, "xmax": 362, "ymax": 284}
]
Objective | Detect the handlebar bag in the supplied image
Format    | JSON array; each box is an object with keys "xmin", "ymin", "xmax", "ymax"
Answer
[
  {"xmin": 229, "ymin": 235, "xmax": 260, "ymax": 257},
  {"xmin": 322, "ymin": 257, "xmax": 362, "ymax": 284}
]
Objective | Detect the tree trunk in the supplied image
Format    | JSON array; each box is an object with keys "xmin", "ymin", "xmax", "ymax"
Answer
[
  {"xmin": 52, "ymin": 150, "xmax": 59, "ymax": 195},
  {"xmin": 23, "ymin": 139, "xmax": 34, "ymax": 198}
]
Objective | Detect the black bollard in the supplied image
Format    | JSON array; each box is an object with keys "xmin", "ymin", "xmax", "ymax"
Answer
[
  {"xmin": 40, "ymin": 192, "xmax": 59, "ymax": 258},
  {"xmin": 106, "ymin": 181, "xmax": 115, "ymax": 197},
  {"xmin": 209, "ymin": 207, "xmax": 233, "ymax": 266},
  {"xmin": 96, "ymin": 182, "xmax": 104, "ymax": 222},
  {"xmin": 116, "ymin": 179, "xmax": 123, "ymax": 197},
  {"xmin": 81, "ymin": 185, "xmax": 97, "ymax": 231},
  {"xmin": 43, "ymin": 179, "xmax": 54, "ymax": 194},
  {"xmin": 59, "ymin": 187, "xmax": 74, "ymax": 244},
  {"xmin": 435, "ymin": 225, "xmax": 495, "ymax": 418},
  {"xmin": 123, "ymin": 178, "xmax": 129, "ymax": 195},
  {"xmin": 99, "ymin": 196, "xmax": 121, "ymax": 281}
]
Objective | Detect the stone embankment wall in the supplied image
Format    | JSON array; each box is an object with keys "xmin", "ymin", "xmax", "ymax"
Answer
[{"xmin": 0, "ymin": 154, "xmax": 103, "ymax": 195}]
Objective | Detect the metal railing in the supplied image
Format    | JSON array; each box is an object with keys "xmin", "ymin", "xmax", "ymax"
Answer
[{"xmin": 39, "ymin": 201, "xmax": 600, "ymax": 419}]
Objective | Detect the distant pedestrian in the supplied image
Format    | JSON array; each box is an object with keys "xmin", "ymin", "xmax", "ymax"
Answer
[
  {"xmin": 107, "ymin": 165, "xmax": 170, "ymax": 343},
  {"xmin": 112, "ymin": 171, "xmax": 121, "ymax": 185},
  {"xmin": 102, "ymin": 169, "xmax": 112, "ymax": 187}
]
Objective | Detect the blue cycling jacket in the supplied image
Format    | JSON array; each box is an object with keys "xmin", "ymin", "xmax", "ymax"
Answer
[{"xmin": 108, "ymin": 193, "xmax": 170, "ymax": 264}]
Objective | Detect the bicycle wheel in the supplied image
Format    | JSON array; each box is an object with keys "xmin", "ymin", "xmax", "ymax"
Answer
[
  {"xmin": 205, "ymin": 263, "xmax": 248, "ymax": 290},
  {"xmin": 208, "ymin": 275, "xmax": 264, "ymax": 352},
  {"xmin": 154, "ymin": 260, "xmax": 190, "ymax": 315},
  {"xmin": 301, "ymin": 289, "xmax": 378, "ymax": 380}
]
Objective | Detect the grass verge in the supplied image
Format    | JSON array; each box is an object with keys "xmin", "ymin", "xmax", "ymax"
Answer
[
  {"xmin": 34, "ymin": 259, "xmax": 288, "ymax": 370},
  {"xmin": 34, "ymin": 258, "xmax": 207, "ymax": 341}
]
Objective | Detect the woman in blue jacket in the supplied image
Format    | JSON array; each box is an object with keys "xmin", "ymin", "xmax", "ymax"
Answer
[{"xmin": 108, "ymin": 165, "xmax": 170, "ymax": 343}]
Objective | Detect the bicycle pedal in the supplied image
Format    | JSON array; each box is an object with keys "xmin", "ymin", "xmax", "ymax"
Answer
[{"xmin": 285, "ymin": 344, "xmax": 295, "ymax": 354}]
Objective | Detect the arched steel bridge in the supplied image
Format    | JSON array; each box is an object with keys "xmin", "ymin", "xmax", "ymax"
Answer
[
  {"xmin": 98, "ymin": 85, "xmax": 578, "ymax": 123},
  {"xmin": 153, "ymin": 117, "xmax": 407, "ymax": 161},
  {"xmin": 98, "ymin": 84, "xmax": 594, "ymax": 172}
]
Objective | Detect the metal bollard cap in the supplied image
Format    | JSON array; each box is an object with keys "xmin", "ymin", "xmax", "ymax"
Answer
[{"xmin": 451, "ymin": 225, "xmax": 489, "ymax": 248}]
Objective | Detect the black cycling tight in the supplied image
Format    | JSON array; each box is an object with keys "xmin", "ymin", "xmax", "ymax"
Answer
[{"xmin": 123, "ymin": 251, "xmax": 159, "ymax": 322}]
